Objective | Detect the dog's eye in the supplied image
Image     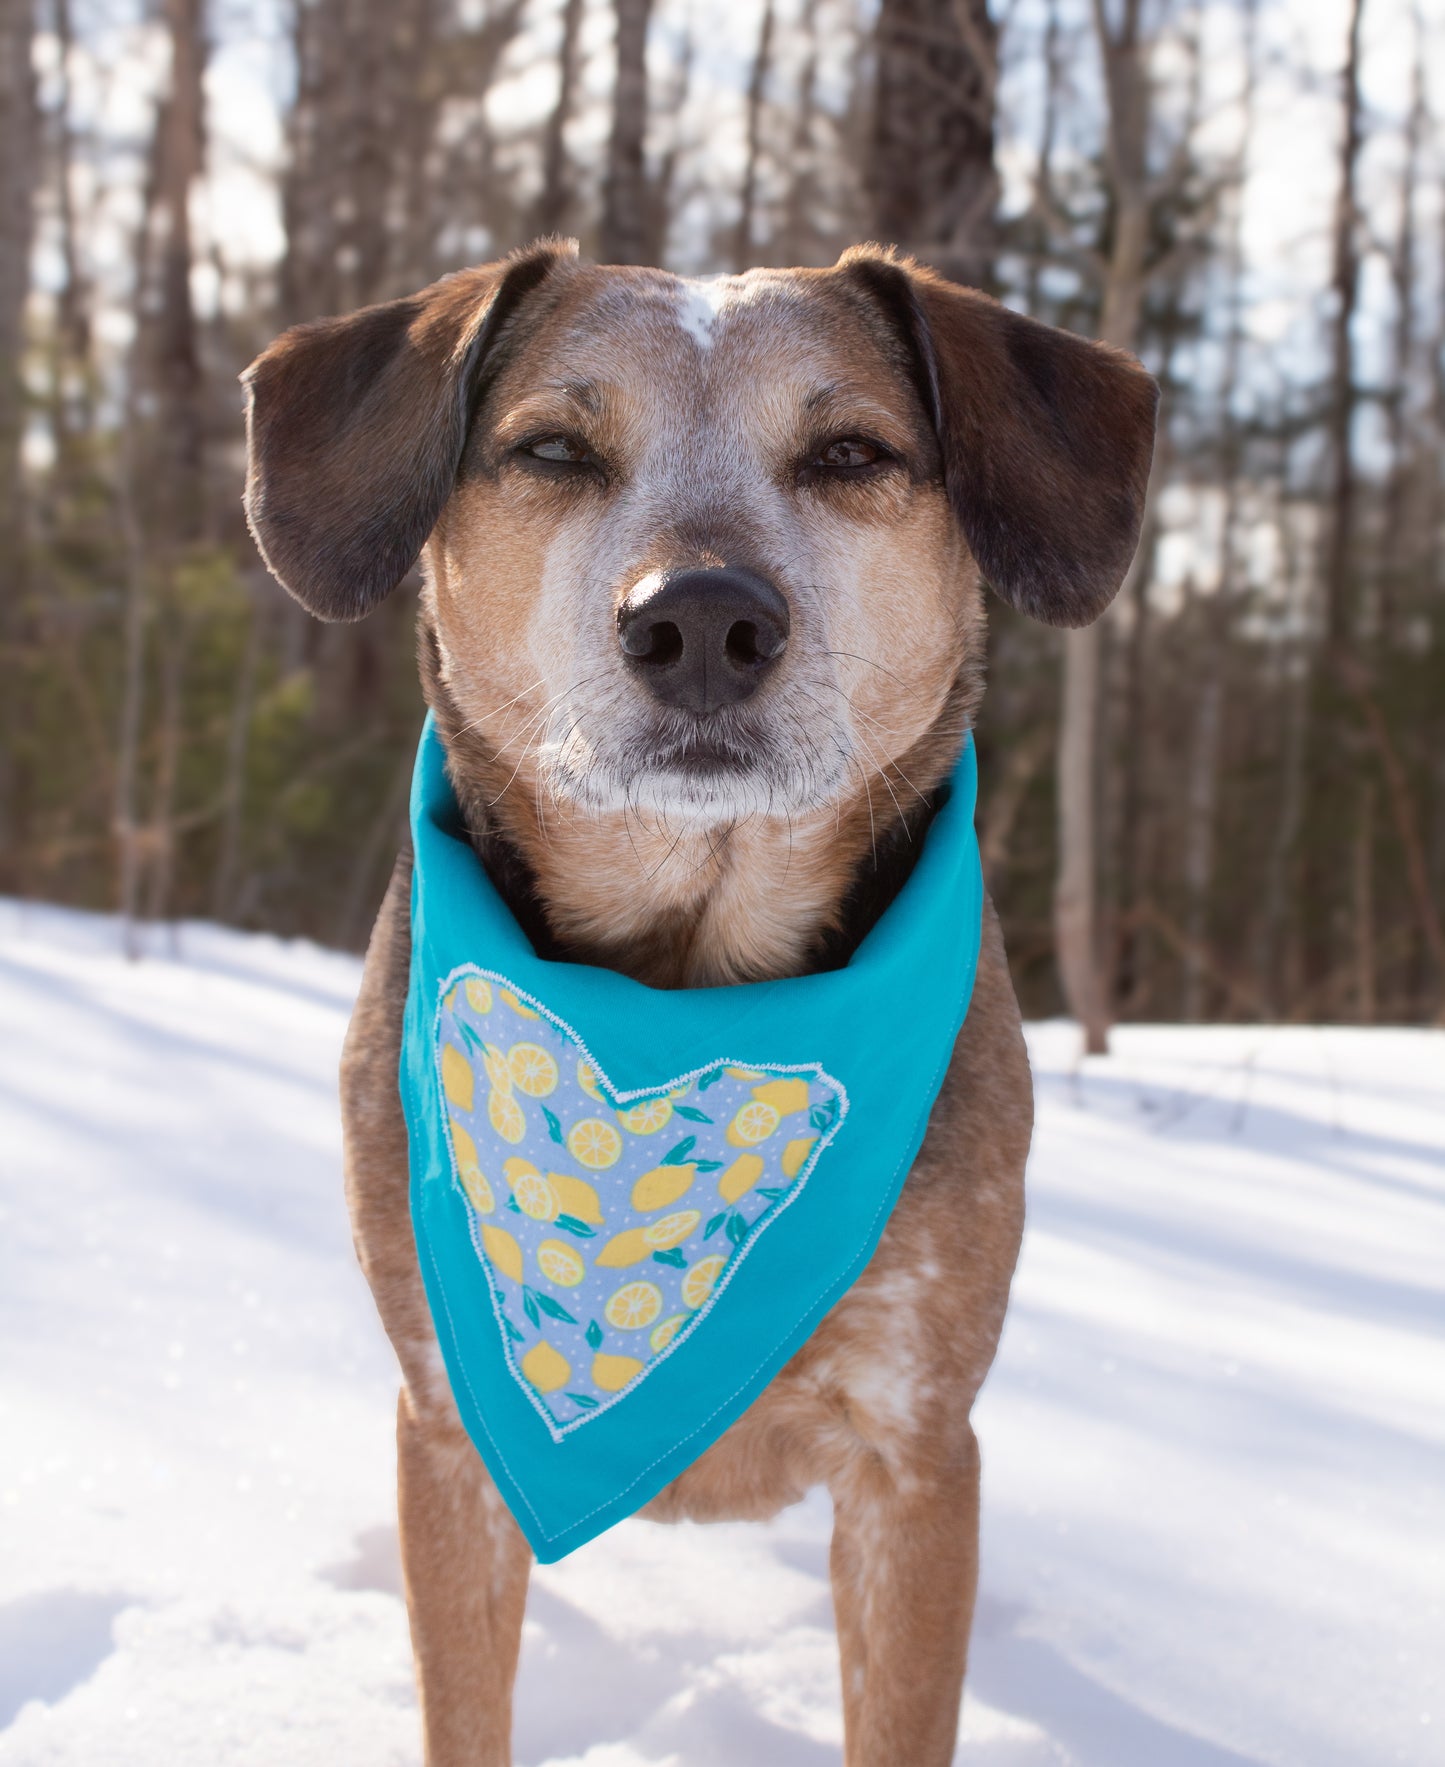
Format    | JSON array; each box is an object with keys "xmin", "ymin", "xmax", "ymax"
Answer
[
  {"xmin": 805, "ymin": 437, "xmax": 893, "ymax": 477},
  {"xmin": 520, "ymin": 434, "xmax": 593, "ymax": 465}
]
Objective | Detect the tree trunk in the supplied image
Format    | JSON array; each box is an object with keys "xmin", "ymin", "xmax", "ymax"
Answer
[
  {"xmin": 1053, "ymin": 0, "xmax": 1149, "ymax": 1054},
  {"xmin": 0, "ymin": 0, "xmax": 37, "ymax": 888},
  {"xmin": 534, "ymin": 0, "xmax": 585, "ymax": 237},
  {"xmin": 599, "ymin": 0, "xmax": 654, "ymax": 265},
  {"xmin": 733, "ymin": 0, "xmax": 776, "ymax": 270},
  {"xmin": 871, "ymin": 0, "xmax": 997, "ymax": 288}
]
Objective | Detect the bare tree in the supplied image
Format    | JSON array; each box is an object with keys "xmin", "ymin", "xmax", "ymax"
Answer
[
  {"xmin": 599, "ymin": 0, "xmax": 654, "ymax": 264},
  {"xmin": 871, "ymin": 0, "xmax": 997, "ymax": 288},
  {"xmin": 733, "ymin": 0, "xmax": 776, "ymax": 269}
]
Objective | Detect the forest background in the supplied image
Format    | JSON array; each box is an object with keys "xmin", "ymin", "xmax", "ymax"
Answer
[{"xmin": 0, "ymin": 0, "xmax": 1441, "ymax": 1042}]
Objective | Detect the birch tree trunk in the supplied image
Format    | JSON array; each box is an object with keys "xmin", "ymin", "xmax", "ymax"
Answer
[{"xmin": 599, "ymin": 0, "xmax": 654, "ymax": 265}]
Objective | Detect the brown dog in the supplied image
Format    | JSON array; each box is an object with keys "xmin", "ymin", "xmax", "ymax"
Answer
[{"xmin": 242, "ymin": 240, "xmax": 1156, "ymax": 1766}]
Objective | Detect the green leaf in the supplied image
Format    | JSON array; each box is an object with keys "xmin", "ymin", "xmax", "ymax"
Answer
[
  {"xmin": 506, "ymin": 1194, "xmax": 521, "ymax": 1213},
  {"xmin": 726, "ymin": 1213, "xmax": 748, "ymax": 1247},
  {"xmin": 522, "ymin": 1289, "xmax": 541, "ymax": 1328},
  {"xmin": 704, "ymin": 1212, "xmax": 727, "ymax": 1238},
  {"xmin": 585, "ymin": 1319, "xmax": 604, "ymax": 1350},
  {"xmin": 809, "ymin": 1107, "xmax": 829, "ymax": 1131},
  {"xmin": 542, "ymin": 1105, "xmax": 565, "ymax": 1145},
  {"xmin": 555, "ymin": 1214, "xmax": 597, "ymax": 1238},
  {"xmin": 535, "ymin": 1293, "xmax": 577, "ymax": 1323},
  {"xmin": 502, "ymin": 1315, "xmax": 525, "ymax": 1341},
  {"xmin": 693, "ymin": 1159, "xmax": 723, "ymax": 1173},
  {"xmin": 672, "ymin": 1105, "xmax": 713, "ymax": 1123},
  {"xmin": 566, "ymin": 1391, "xmax": 600, "ymax": 1410},
  {"xmin": 458, "ymin": 1020, "xmax": 484, "ymax": 1052},
  {"xmin": 650, "ymin": 1246, "xmax": 687, "ymax": 1268},
  {"xmin": 697, "ymin": 1067, "xmax": 725, "ymax": 1091},
  {"xmin": 756, "ymin": 1185, "xmax": 787, "ymax": 1201},
  {"xmin": 660, "ymin": 1135, "xmax": 697, "ymax": 1167}
]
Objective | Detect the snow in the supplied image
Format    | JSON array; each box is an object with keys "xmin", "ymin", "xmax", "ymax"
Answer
[{"xmin": 1, "ymin": 900, "xmax": 1441, "ymax": 1767}]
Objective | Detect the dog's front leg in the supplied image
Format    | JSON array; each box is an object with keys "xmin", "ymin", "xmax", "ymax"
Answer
[
  {"xmin": 828, "ymin": 1426, "xmax": 982, "ymax": 1767},
  {"xmin": 397, "ymin": 1387, "xmax": 532, "ymax": 1767}
]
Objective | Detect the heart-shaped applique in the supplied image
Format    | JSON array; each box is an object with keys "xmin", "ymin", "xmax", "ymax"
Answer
[{"xmin": 434, "ymin": 968, "xmax": 847, "ymax": 1437}]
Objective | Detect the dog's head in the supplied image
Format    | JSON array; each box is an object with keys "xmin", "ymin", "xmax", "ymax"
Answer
[{"xmin": 244, "ymin": 241, "xmax": 1156, "ymax": 827}]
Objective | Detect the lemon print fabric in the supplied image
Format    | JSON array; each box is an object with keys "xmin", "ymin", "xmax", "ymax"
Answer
[{"xmin": 436, "ymin": 967, "xmax": 845, "ymax": 1435}]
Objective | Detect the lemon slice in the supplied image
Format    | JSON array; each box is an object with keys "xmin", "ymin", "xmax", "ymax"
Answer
[
  {"xmin": 521, "ymin": 1341, "xmax": 570, "ymax": 1393},
  {"xmin": 480, "ymin": 1224, "xmax": 523, "ymax": 1283},
  {"xmin": 508, "ymin": 1042, "xmax": 559, "ymax": 1098},
  {"xmin": 536, "ymin": 1238, "xmax": 586, "ymax": 1287},
  {"xmin": 604, "ymin": 1280, "xmax": 664, "ymax": 1330},
  {"xmin": 681, "ymin": 1253, "xmax": 727, "ymax": 1309},
  {"xmin": 567, "ymin": 1117, "xmax": 623, "ymax": 1169},
  {"xmin": 644, "ymin": 1209, "xmax": 701, "ymax": 1250},
  {"xmin": 464, "ymin": 976, "xmax": 493, "ymax": 1015},
  {"xmin": 510, "ymin": 1168, "xmax": 559, "ymax": 1222},
  {"xmin": 577, "ymin": 1059, "xmax": 606, "ymax": 1103},
  {"xmin": 631, "ymin": 1162, "xmax": 696, "ymax": 1212},
  {"xmin": 452, "ymin": 1125, "xmax": 495, "ymax": 1214},
  {"xmin": 488, "ymin": 1089, "xmax": 527, "ymax": 1145},
  {"xmin": 648, "ymin": 1313, "xmax": 686, "ymax": 1353},
  {"xmin": 617, "ymin": 1096, "xmax": 673, "ymax": 1135},
  {"xmin": 725, "ymin": 1100, "xmax": 781, "ymax": 1146},
  {"xmin": 482, "ymin": 1042, "xmax": 512, "ymax": 1095},
  {"xmin": 441, "ymin": 1044, "xmax": 474, "ymax": 1112},
  {"xmin": 499, "ymin": 988, "xmax": 540, "ymax": 1019},
  {"xmin": 591, "ymin": 1351, "xmax": 644, "ymax": 1392}
]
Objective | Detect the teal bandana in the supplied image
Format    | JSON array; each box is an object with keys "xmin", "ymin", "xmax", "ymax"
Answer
[{"xmin": 400, "ymin": 716, "xmax": 984, "ymax": 1562}]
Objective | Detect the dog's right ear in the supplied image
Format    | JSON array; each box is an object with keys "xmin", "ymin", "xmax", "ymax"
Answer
[{"xmin": 242, "ymin": 241, "xmax": 572, "ymax": 621}]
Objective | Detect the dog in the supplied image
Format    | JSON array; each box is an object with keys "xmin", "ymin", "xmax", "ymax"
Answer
[{"xmin": 242, "ymin": 239, "xmax": 1156, "ymax": 1766}]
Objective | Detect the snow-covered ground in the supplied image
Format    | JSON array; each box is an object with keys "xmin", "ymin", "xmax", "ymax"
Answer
[{"xmin": 0, "ymin": 900, "xmax": 1440, "ymax": 1767}]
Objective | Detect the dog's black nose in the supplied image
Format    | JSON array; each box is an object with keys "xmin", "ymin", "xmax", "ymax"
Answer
[{"xmin": 617, "ymin": 566, "xmax": 789, "ymax": 715}]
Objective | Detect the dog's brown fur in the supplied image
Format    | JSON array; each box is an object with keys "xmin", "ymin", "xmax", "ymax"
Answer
[{"xmin": 243, "ymin": 241, "xmax": 1157, "ymax": 1766}]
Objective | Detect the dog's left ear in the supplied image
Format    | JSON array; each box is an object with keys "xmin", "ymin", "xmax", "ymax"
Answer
[
  {"xmin": 242, "ymin": 240, "xmax": 572, "ymax": 621},
  {"xmin": 841, "ymin": 248, "xmax": 1159, "ymax": 628}
]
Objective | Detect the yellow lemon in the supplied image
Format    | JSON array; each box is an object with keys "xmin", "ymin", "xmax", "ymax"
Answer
[
  {"xmin": 649, "ymin": 1314, "xmax": 686, "ymax": 1353},
  {"xmin": 595, "ymin": 1228, "xmax": 651, "ymax": 1268},
  {"xmin": 441, "ymin": 1044, "xmax": 474, "ymax": 1112},
  {"xmin": 681, "ymin": 1253, "xmax": 727, "ymax": 1310},
  {"xmin": 725, "ymin": 1066, "xmax": 764, "ymax": 1080},
  {"xmin": 550, "ymin": 1172, "xmax": 603, "ymax": 1224},
  {"xmin": 482, "ymin": 1042, "xmax": 512, "ymax": 1095},
  {"xmin": 604, "ymin": 1281, "xmax": 663, "ymax": 1331},
  {"xmin": 781, "ymin": 1135, "xmax": 818, "ymax": 1178},
  {"xmin": 577, "ymin": 1059, "xmax": 605, "ymax": 1103},
  {"xmin": 668, "ymin": 1085, "xmax": 691, "ymax": 1100},
  {"xmin": 464, "ymin": 976, "xmax": 493, "ymax": 1014},
  {"xmin": 444, "ymin": 986, "xmax": 459, "ymax": 1013},
  {"xmin": 750, "ymin": 1077, "xmax": 810, "ymax": 1116},
  {"xmin": 504, "ymin": 1155, "xmax": 539, "ymax": 1184},
  {"xmin": 499, "ymin": 988, "xmax": 539, "ymax": 1019},
  {"xmin": 591, "ymin": 1352, "xmax": 644, "ymax": 1392},
  {"xmin": 510, "ymin": 1169, "xmax": 559, "ymax": 1222},
  {"xmin": 617, "ymin": 1096, "xmax": 673, "ymax": 1136},
  {"xmin": 567, "ymin": 1117, "xmax": 623, "ymax": 1169},
  {"xmin": 488, "ymin": 1088, "xmax": 527, "ymax": 1145},
  {"xmin": 521, "ymin": 1340, "xmax": 570, "ymax": 1393},
  {"xmin": 453, "ymin": 1126, "xmax": 495, "ymax": 1214},
  {"xmin": 726, "ymin": 1100, "xmax": 781, "ymax": 1147},
  {"xmin": 631, "ymin": 1163, "xmax": 696, "ymax": 1212},
  {"xmin": 718, "ymin": 1152, "xmax": 764, "ymax": 1204},
  {"xmin": 536, "ymin": 1238, "xmax": 586, "ymax": 1287},
  {"xmin": 644, "ymin": 1209, "xmax": 701, "ymax": 1250},
  {"xmin": 508, "ymin": 1041, "xmax": 559, "ymax": 1098},
  {"xmin": 481, "ymin": 1224, "xmax": 524, "ymax": 1283}
]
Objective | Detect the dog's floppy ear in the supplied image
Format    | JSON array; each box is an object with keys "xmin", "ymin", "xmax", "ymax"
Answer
[
  {"xmin": 242, "ymin": 241, "xmax": 572, "ymax": 621},
  {"xmin": 841, "ymin": 248, "xmax": 1158, "ymax": 629}
]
